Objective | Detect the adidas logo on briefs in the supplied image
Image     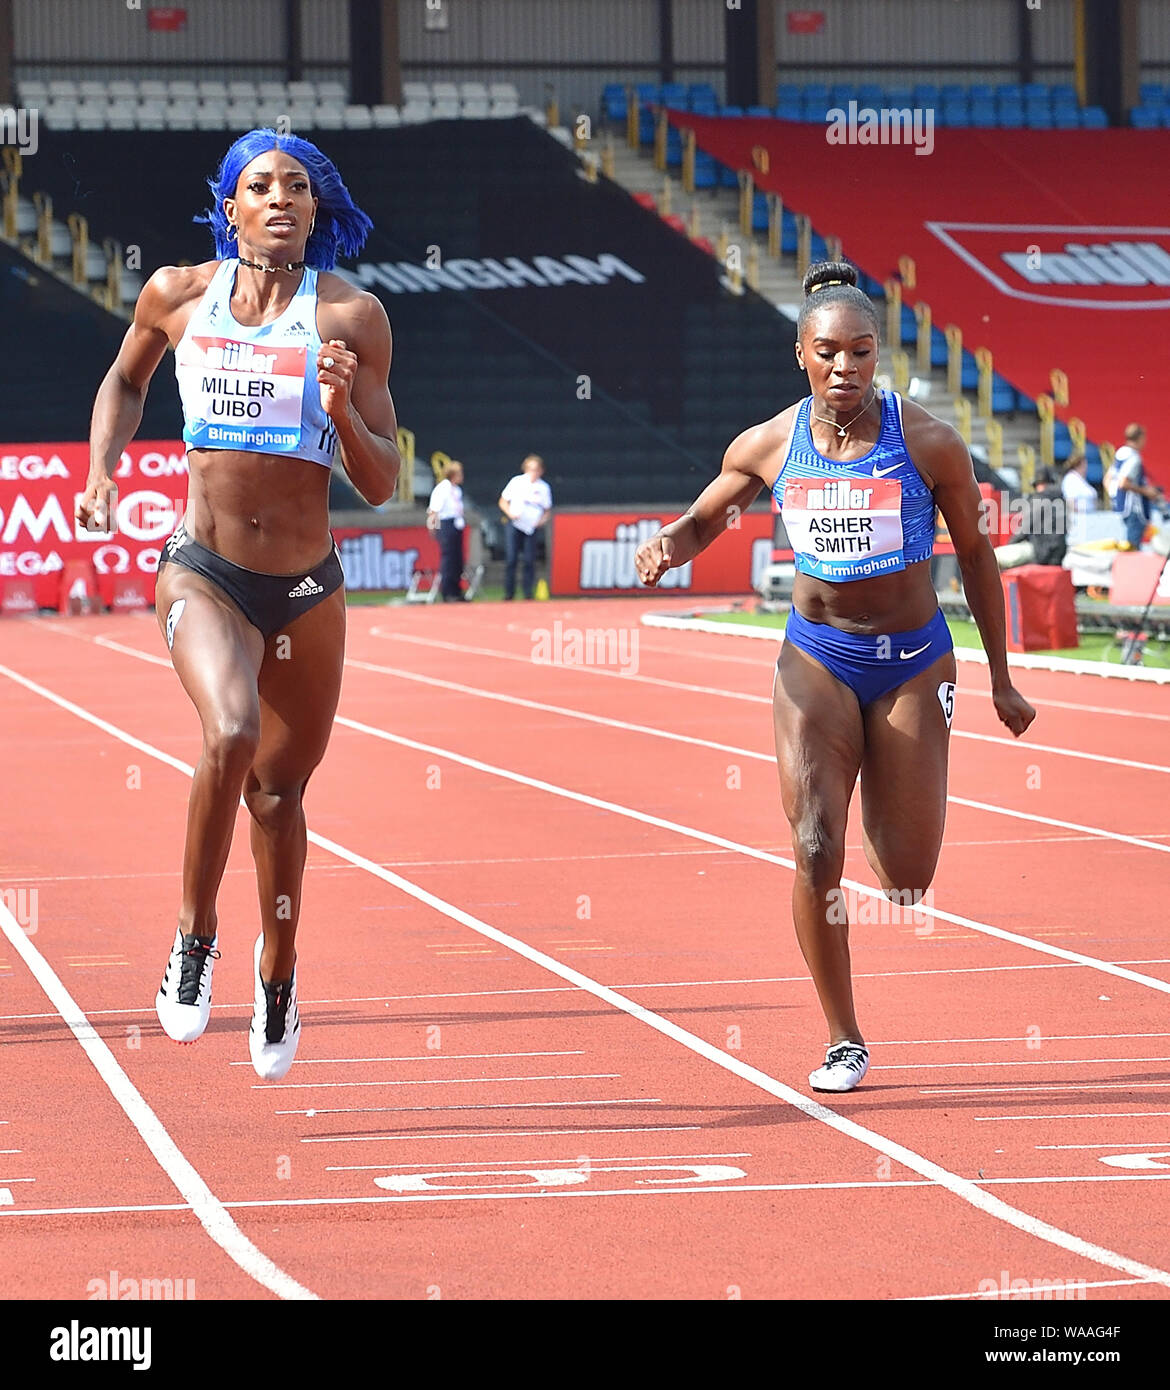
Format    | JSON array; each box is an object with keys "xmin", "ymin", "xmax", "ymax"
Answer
[{"xmin": 288, "ymin": 575, "xmax": 324, "ymax": 598}]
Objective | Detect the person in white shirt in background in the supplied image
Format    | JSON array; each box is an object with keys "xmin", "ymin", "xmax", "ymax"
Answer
[
  {"xmin": 499, "ymin": 453, "xmax": 553, "ymax": 600},
  {"xmin": 427, "ymin": 460, "xmax": 466, "ymax": 600},
  {"xmin": 1060, "ymin": 452, "xmax": 1098, "ymax": 516},
  {"xmin": 1110, "ymin": 424, "xmax": 1164, "ymax": 550}
]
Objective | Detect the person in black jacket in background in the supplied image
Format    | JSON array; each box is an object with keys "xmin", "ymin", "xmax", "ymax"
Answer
[{"xmin": 994, "ymin": 468, "xmax": 1067, "ymax": 570}]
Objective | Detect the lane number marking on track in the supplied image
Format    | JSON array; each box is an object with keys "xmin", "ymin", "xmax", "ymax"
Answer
[
  {"xmin": 372, "ymin": 1163, "xmax": 747, "ymax": 1193},
  {"xmin": 1099, "ymin": 1152, "xmax": 1170, "ymax": 1170}
]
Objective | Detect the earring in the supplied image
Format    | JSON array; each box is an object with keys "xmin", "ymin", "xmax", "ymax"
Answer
[
  {"xmin": 226, "ymin": 221, "xmax": 237, "ymax": 241},
  {"xmin": 309, "ymin": 216, "xmax": 316, "ymax": 236}
]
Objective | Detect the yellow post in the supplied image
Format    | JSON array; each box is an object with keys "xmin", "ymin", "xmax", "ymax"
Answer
[
  {"xmin": 796, "ymin": 214, "xmax": 811, "ymax": 280},
  {"xmin": 67, "ymin": 212, "xmax": 88, "ymax": 286},
  {"xmin": 393, "ymin": 427, "xmax": 415, "ymax": 502},
  {"xmin": 654, "ymin": 107, "xmax": 668, "ymax": 171},
  {"xmin": 1098, "ymin": 440, "xmax": 1115, "ymax": 485},
  {"xmin": 1, "ymin": 147, "xmax": 21, "ymax": 241},
  {"xmin": 954, "ymin": 396, "xmax": 972, "ymax": 445},
  {"xmin": 716, "ymin": 223, "xmax": 729, "ymax": 265},
  {"xmin": 661, "ymin": 177, "xmax": 671, "ymax": 217},
  {"xmin": 914, "ymin": 300, "xmax": 932, "ymax": 373},
  {"xmin": 766, "ymin": 193, "xmax": 781, "ymax": 260},
  {"xmin": 1068, "ymin": 417, "xmax": 1086, "ymax": 455},
  {"xmin": 898, "ymin": 254, "xmax": 916, "ymax": 290},
  {"xmin": 626, "ymin": 87, "xmax": 638, "ymax": 148},
  {"xmin": 582, "ymin": 153, "xmax": 598, "ymax": 183},
  {"xmin": 890, "ymin": 349, "xmax": 910, "ymax": 392},
  {"xmin": 1017, "ymin": 443, "xmax": 1036, "ymax": 493},
  {"xmin": 1036, "ymin": 394, "xmax": 1055, "ymax": 469},
  {"xmin": 726, "ymin": 248, "xmax": 743, "ymax": 296},
  {"xmin": 945, "ymin": 324, "xmax": 963, "ymax": 398},
  {"xmin": 682, "ymin": 128, "xmax": 695, "ymax": 194},
  {"xmin": 737, "ymin": 169, "xmax": 753, "ymax": 236},
  {"xmin": 975, "ymin": 346, "xmax": 993, "ymax": 419},
  {"xmin": 601, "ymin": 134, "xmax": 616, "ymax": 180},
  {"xmin": 102, "ymin": 237, "xmax": 121, "ymax": 313},
  {"xmin": 546, "ymin": 93, "xmax": 559, "ymax": 128},
  {"xmin": 688, "ymin": 202, "xmax": 701, "ymax": 240},
  {"xmin": 1050, "ymin": 367, "xmax": 1069, "ymax": 407},
  {"xmin": 826, "ymin": 235, "xmax": 843, "ymax": 263},
  {"xmin": 33, "ymin": 190, "xmax": 52, "ymax": 265},
  {"xmin": 985, "ymin": 418, "xmax": 1004, "ymax": 473},
  {"xmin": 884, "ymin": 277, "xmax": 902, "ymax": 348},
  {"xmin": 747, "ymin": 241, "xmax": 759, "ymax": 291}
]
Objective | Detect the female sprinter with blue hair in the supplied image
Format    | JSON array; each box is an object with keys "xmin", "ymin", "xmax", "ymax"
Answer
[
  {"xmin": 77, "ymin": 130, "xmax": 400, "ymax": 1079},
  {"xmin": 635, "ymin": 261, "xmax": 1035, "ymax": 1095}
]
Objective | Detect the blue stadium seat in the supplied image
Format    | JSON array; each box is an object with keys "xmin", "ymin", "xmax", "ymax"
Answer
[
  {"xmin": 940, "ymin": 83, "xmax": 965, "ymax": 103},
  {"xmin": 1021, "ymin": 82, "xmax": 1047, "ymax": 100},
  {"xmin": 602, "ymin": 83, "xmax": 624, "ymax": 103},
  {"xmin": 913, "ymin": 83, "xmax": 939, "ymax": 107},
  {"xmin": 802, "ymin": 81, "xmax": 829, "ymax": 101},
  {"xmin": 693, "ymin": 152, "xmax": 717, "ymax": 188},
  {"xmin": 858, "ymin": 271, "xmax": 884, "ymax": 297},
  {"xmin": 688, "ymin": 83, "xmax": 717, "ymax": 104},
  {"xmin": 801, "ymin": 97, "xmax": 829, "ymax": 121},
  {"xmin": 752, "ymin": 192, "xmax": 768, "ymax": 231},
  {"xmin": 996, "ymin": 83, "xmax": 1024, "ymax": 102},
  {"xmin": 635, "ymin": 83, "xmax": 658, "ymax": 104},
  {"xmin": 809, "ymin": 232, "xmax": 827, "ymax": 262},
  {"xmin": 1131, "ymin": 105, "xmax": 1161, "ymax": 129},
  {"xmin": 638, "ymin": 109, "xmax": 656, "ymax": 143},
  {"xmin": 722, "ymin": 104, "xmax": 744, "ymax": 117},
  {"xmin": 992, "ymin": 374, "xmax": 1017, "ymax": 414},
  {"xmin": 690, "ymin": 96, "xmax": 718, "ymax": 115},
  {"xmin": 746, "ymin": 104, "xmax": 772, "ymax": 117},
  {"xmin": 899, "ymin": 303, "xmax": 916, "ymax": 346},
  {"xmin": 1025, "ymin": 106, "xmax": 1053, "ymax": 128},
  {"xmin": 776, "ymin": 83, "xmax": 802, "ymax": 105},
  {"xmin": 1024, "ymin": 96, "xmax": 1051, "ymax": 118},
  {"xmin": 1139, "ymin": 82, "xmax": 1164, "ymax": 104},
  {"xmin": 1050, "ymin": 83, "xmax": 1078, "ymax": 104},
  {"xmin": 781, "ymin": 207, "xmax": 797, "ymax": 254},
  {"xmin": 603, "ymin": 92, "xmax": 627, "ymax": 121},
  {"xmin": 719, "ymin": 162, "xmax": 738, "ymax": 187},
  {"xmin": 665, "ymin": 128, "xmax": 683, "ymax": 165},
  {"xmin": 858, "ymin": 83, "xmax": 884, "ymax": 106},
  {"xmin": 1084, "ymin": 442, "xmax": 1103, "ymax": 485},
  {"xmin": 998, "ymin": 100, "xmax": 1024, "ymax": 128},
  {"xmin": 1051, "ymin": 92, "xmax": 1078, "ymax": 115},
  {"xmin": 930, "ymin": 326, "xmax": 947, "ymax": 369},
  {"xmin": 1052, "ymin": 108, "xmax": 1079, "ymax": 129},
  {"xmin": 829, "ymin": 83, "xmax": 854, "ymax": 107},
  {"xmin": 885, "ymin": 86, "xmax": 913, "ymax": 107},
  {"xmin": 1080, "ymin": 106, "xmax": 1107, "ymax": 127},
  {"xmin": 970, "ymin": 99, "xmax": 997, "ymax": 128},
  {"xmin": 969, "ymin": 83, "xmax": 995, "ymax": 102},
  {"xmin": 661, "ymin": 82, "xmax": 687, "ymax": 106},
  {"xmin": 941, "ymin": 99, "xmax": 970, "ymax": 127},
  {"xmin": 775, "ymin": 100, "xmax": 802, "ymax": 121}
]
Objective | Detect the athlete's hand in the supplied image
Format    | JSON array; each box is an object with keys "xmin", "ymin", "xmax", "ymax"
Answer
[
  {"xmin": 75, "ymin": 477, "xmax": 118, "ymax": 535},
  {"xmin": 993, "ymin": 683, "xmax": 1036, "ymax": 737},
  {"xmin": 635, "ymin": 532, "xmax": 675, "ymax": 587},
  {"xmin": 318, "ymin": 339, "xmax": 357, "ymax": 421}
]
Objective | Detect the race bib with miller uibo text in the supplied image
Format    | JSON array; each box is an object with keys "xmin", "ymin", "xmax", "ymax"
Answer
[{"xmin": 176, "ymin": 336, "xmax": 306, "ymax": 453}]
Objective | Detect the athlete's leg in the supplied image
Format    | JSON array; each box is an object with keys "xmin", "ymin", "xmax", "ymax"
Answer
[
  {"xmin": 243, "ymin": 587, "xmax": 345, "ymax": 982},
  {"xmin": 859, "ymin": 648, "xmax": 957, "ymax": 902},
  {"xmin": 773, "ymin": 640, "xmax": 866, "ymax": 1045},
  {"xmin": 155, "ymin": 563, "xmax": 265, "ymax": 938}
]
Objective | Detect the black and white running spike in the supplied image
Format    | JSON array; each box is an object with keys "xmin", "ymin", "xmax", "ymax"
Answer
[
  {"xmin": 808, "ymin": 1042, "xmax": 870, "ymax": 1094},
  {"xmin": 155, "ymin": 928, "xmax": 220, "ymax": 1043},
  {"xmin": 249, "ymin": 934, "xmax": 300, "ymax": 1080}
]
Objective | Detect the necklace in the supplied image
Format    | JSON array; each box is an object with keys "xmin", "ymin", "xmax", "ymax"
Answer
[
  {"xmin": 237, "ymin": 255, "xmax": 306, "ymax": 274},
  {"xmin": 810, "ymin": 388, "xmax": 876, "ymax": 438}
]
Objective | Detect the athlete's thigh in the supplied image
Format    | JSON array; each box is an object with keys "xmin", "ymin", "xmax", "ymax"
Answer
[
  {"xmin": 859, "ymin": 649, "xmax": 957, "ymax": 874},
  {"xmin": 154, "ymin": 563, "xmax": 265, "ymax": 728},
  {"xmin": 773, "ymin": 639, "xmax": 865, "ymax": 835},
  {"xmin": 252, "ymin": 587, "xmax": 346, "ymax": 787}
]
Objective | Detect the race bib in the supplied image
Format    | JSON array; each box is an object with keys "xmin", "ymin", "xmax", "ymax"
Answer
[
  {"xmin": 176, "ymin": 336, "xmax": 306, "ymax": 452},
  {"xmin": 783, "ymin": 476, "xmax": 905, "ymax": 581}
]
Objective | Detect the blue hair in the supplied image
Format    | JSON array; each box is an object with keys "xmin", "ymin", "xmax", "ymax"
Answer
[{"xmin": 196, "ymin": 128, "xmax": 373, "ymax": 269}]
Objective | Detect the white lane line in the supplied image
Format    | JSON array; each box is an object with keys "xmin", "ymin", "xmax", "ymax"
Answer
[
  {"xmin": 303, "ymin": 1126, "xmax": 703, "ymax": 1144},
  {"xmin": 332, "ymin": 712, "xmax": 1170, "ymax": 998},
  {"xmin": 1037, "ymin": 1141, "xmax": 1170, "ymax": 1150},
  {"xmin": 0, "ymin": 1177, "xmax": 35, "ymax": 1183},
  {"xmin": 280, "ymin": 1097, "xmax": 662, "ymax": 1116},
  {"xmin": 977, "ymin": 1112, "xmax": 1170, "ymax": 1123},
  {"xmin": 365, "ymin": 626, "xmax": 1170, "ymax": 757},
  {"xmin": 904, "ymin": 1276, "xmax": 1154, "ymax": 1301},
  {"xmin": 874, "ymin": 1055, "xmax": 1170, "ymax": 1071},
  {"xmin": 345, "ymin": 656, "xmax": 1170, "ymax": 856},
  {"xmin": 8, "ymin": 661, "xmax": 1170, "ymax": 1289},
  {"xmin": 325, "ymin": 1150, "xmax": 748, "ymax": 1170},
  {"xmin": 228, "ymin": 1050, "xmax": 585, "ymax": 1067},
  {"xmin": 255, "ymin": 1073, "xmax": 619, "ymax": 1090},
  {"xmin": 0, "ymin": 896, "xmax": 316, "ymax": 1301},
  {"xmin": 879, "ymin": 1032, "xmax": 1170, "ymax": 1047},
  {"xmin": 925, "ymin": 1082, "xmax": 1170, "ymax": 1096}
]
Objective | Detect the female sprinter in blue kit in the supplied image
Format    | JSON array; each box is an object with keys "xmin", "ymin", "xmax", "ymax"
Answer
[
  {"xmin": 77, "ymin": 130, "xmax": 400, "ymax": 1079},
  {"xmin": 635, "ymin": 262, "xmax": 1035, "ymax": 1094}
]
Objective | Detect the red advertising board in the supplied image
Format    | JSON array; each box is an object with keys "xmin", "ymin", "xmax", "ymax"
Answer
[
  {"xmin": 333, "ymin": 525, "xmax": 437, "ymax": 591},
  {"xmin": 551, "ymin": 510, "xmax": 773, "ymax": 597},
  {"xmin": 0, "ymin": 440, "xmax": 188, "ymax": 608}
]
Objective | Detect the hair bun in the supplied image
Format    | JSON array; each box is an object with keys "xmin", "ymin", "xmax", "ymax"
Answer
[{"xmin": 802, "ymin": 260, "xmax": 858, "ymax": 297}]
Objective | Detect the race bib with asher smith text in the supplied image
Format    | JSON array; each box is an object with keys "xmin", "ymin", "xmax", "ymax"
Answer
[
  {"xmin": 783, "ymin": 476, "xmax": 906, "ymax": 581},
  {"xmin": 176, "ymin": 336, "xmax": 307, "ymax": 453}
]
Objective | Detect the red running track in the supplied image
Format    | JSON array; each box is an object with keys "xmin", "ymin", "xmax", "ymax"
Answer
[{"xmin": 0, "ymin": 599, "xmax": 1168, "ymax": 1301}]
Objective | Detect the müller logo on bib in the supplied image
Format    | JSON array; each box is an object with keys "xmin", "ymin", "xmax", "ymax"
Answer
[{"xmin": 926, "ymin": 223, "xmax": 1170, "ymax": 309}]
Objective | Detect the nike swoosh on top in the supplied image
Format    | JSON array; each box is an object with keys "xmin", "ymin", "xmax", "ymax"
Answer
[
  {"xmin": 872, "ymin": 463, "xmax": 901, "ymax": 477},
  {"xmin": 899, "ymin": 642, "xmax": 931, "ymax": 660}
]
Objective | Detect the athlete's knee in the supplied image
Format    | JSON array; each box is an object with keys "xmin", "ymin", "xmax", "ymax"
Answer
[
  {"xmin": 203, "ymin": 711, "xmax": 260, "ymax": 775},
  {"xmin": 790, "ymin": 810, "xmax": 845, "ymax": 884},
  {"xmin": 244, "ymin": 780, "xmax": 305, "ymax": 835}
]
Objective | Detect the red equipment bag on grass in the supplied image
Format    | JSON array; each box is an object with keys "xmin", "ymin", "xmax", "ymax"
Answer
[{"xmin": 1002, "ymin": 565, "xmax": 1078, "ymax": 652}]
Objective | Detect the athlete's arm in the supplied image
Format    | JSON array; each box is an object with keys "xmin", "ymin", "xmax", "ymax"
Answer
[
  {"xmin": 80, "ymin": 267, "xmax": 190, "ymax": 531},
  {"xmin": 634, "ymin": 420, "xmax": 773, "ymax": 586},
  {"xmin": 921, "ymin": 413, "xmax": 1036, "ymax": 737},
  {"xmin": 319, "ymin": 290, "xmax": 401, "ymax": 507}
]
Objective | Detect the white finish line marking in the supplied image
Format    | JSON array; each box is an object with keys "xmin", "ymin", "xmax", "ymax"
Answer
[{"xmin": 3, "ymin": 661, "xmax": 1170, "ymax": 1290}]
